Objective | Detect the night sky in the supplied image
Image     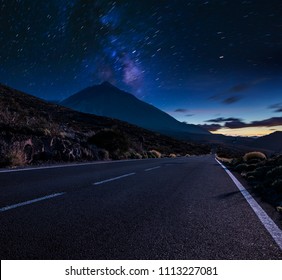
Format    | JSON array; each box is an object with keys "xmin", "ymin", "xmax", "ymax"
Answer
[{"xmin": 1, "ymin": 0, "xmax": 282, "ymax": 136}]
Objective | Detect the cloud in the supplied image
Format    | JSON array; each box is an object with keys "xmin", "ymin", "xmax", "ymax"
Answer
[
  {"xmin": 201, "ymin": 117, "xmax": 282, "ymax": 132},
  {"xmin": 225, "ymin": 117, "xmax": 282, "ymax": 129},
  {"xmin": 209, "ymin": 94, "xmax": 220, "ymax": 101},
  {"xmin": 200, "ymin": 124, "xmax": 223, "ymax": 131},
  {"xmin": 210, "ymin": 79, "xmax": 267, "ymax": 104},
  {"xmin": 228, "ymin": 83, "xmax": 249, "ymax": 93},
  {"xmin": 250, "ymin": 117, "xmax": 282, "ymax": 127},
  {"xmin": 205, "ymin": 117, "xmax": 242, "ymax": 123},
  {"xmin": 269, "ymin": 103, "xmax": 282, "ymax": 113},
  {"xmin": 210, "ymin": 83, "xmax": 248, "ymax": 102},
  {"xmin": 210, "ymin": 93, "xmax": 242, "ymax": 104},
  {"xmin": 224, "ymin": 120, "xmax": 248, "ymax": 129},
  {"xmin": 185, "ymin": 114, "xmax": 194, "ymax": 117},
  {"xmin": 222, "ymin": 96, "xmax": 242, "ymax": 104},
  {"xmin": 174, "ymin": 108, "xmax": 188, "ymax": 113}
]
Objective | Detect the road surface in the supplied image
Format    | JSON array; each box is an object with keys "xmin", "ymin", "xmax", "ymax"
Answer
[{"xmin": 0, "ymin": 155, "xmax": 281, "ymax": 259}]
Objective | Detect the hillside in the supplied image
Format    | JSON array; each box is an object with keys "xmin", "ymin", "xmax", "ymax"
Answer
[
  {"xmin": 0, "ymin": 84, "xmax": 210, "ymax": 167},
  {"xmin": 253, "ymin": 131, "xmax": 282, "ymax": 153},
  {"xmin": 60, "ymin": 82, "xmax": 210, "ymax": 138}
]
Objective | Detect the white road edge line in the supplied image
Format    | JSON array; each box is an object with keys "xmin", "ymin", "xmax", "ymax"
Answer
[
  {"xmin": 0, "ymin": 192, "xmax": 65, "ymax": 213},
  {"xmin": 215, "ymin": 158, "xmax": 282, "ymax": 250},
  {"xmin": 145, "ymin": 166, "xmax": 161, "ymax": 172},
  {"xmin": 93, "ymin": 173, "xmax": 136, "ymax": 185}
]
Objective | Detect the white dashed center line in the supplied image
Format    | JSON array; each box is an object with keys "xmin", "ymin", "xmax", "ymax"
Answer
[
  {"xmin": 93, "ymin": 173, "xmax": 136, "ymax": 185},
  {"xmin": 0, "ymin": 192, "xmax": 65, "ymax": 212},
  {"xmin": 145, "ymin": 166, "xmax": 161, "ymax": 172}
]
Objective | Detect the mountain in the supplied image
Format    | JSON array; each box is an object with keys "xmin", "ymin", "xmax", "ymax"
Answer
[
  {"xmin": 253, "ymin": 131, "xmax": 282, "ymax": 152},
  {"xmin": 60, "ymin": 82, "xmax": 210, "ymax": 138},
  {"xmin": 0, "ymin": 84, "xmax": 210, "ymax": 167}
]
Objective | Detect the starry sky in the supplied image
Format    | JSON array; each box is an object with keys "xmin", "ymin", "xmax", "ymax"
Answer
[{"xmin": 1, "ymin": 0, "xmax": 282, "ymax": 136}]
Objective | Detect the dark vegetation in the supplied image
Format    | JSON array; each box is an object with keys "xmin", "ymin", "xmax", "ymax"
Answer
[
  {"xmin": 0, "ymin": 84, "xmax": 210, "ymax": 167},
  {"xmin": 217, "ymin": 149, "xmax": 282, "ymax": 212},
  {"xmin": 216, "ymin": 145, "xmax": 246, "ymax": 159},
  {"xmin": 88, "ymin": 129, "xmax": 130, "ymax": 160}
]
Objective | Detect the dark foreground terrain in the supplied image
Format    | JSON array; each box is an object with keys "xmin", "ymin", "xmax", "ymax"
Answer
[{"xmin": 0, "ymin": 156, "xmax": 281, "ymax": 259}]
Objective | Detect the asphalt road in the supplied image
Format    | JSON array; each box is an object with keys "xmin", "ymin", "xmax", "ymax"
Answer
[{"xmin": 0, "ymin": 155, "xmax": 281, "ymax": 259}]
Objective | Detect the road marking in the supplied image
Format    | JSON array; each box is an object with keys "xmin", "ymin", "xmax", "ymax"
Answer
[
  {"xmin": 145, "ymin": 166, "xmax": 161, "ymax": 172},
  {"xmin": 93, "ymin": 173, "xmax": 136, "ymax": 185},
  {"xmin": 216, "ymin": 158, "xmax": 282, "ymax": 250},
  {"xmin": 0, "ymin": 192, "xmax": 65, "ymax": 213}
]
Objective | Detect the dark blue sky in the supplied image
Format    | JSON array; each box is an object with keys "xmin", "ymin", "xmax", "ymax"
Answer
[{"xmin": 1, "ymin": 0, "xmax": 282, "ymax": 136}]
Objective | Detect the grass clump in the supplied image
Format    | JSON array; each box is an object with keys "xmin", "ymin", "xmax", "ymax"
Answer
[
  {"xmin": 216, "ymin": 155, "xmax": 233, "ymax": 164},
  {"xmin": 243, "ymin": 151, "xmax": 267, "ymax": 162},
  {"xmin": 124, "ymin": 150, "xmax": 143, "ymax": 160},
  {"xmin": 148, "ymin": 150, "xmax": 162, "ymax": 158},
  {"xmin": 7, "ymin": 149, "xmax": 26, "ymax": 166}
]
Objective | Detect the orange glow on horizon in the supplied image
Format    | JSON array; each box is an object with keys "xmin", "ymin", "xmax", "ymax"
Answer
[{"xmin": 211, "ymin": 126, "xmax": 282, "ymax": 137}]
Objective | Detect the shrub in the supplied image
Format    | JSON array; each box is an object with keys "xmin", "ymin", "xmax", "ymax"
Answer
[
  {"xmin": 245, "ymin": 170, "xmax": 256, "ymax": 178},
  {"xmin": 235, "ymin": 163, "xmax": 249, "ymax": 172},
  {"xmin": 124, "ymin": 151, "xmax": 131, "ymax": 159},
  {"xmin": 216, "ymin": 146, "xmax": 244, "ymax": 159},
  {"xmin": 134, "ymin": 153, "xmax": 142, "ymax": 159},
  {"xmin": 247, "ymin": 158, "xmax": 263, "ymax": 165},
  {"xmin": 266, "ymin": 166, "xmax": 282, "ymax": 179},
  {"xmin": 88, "ymin": 129, "xmax": 129, "ymax": 155},
  {"xmin": 272, "ymin": 179, "xmax": 282, "ymax": 193},
  {"xmin": 125, "ymin": 151, "xmax": 142, "ymax": 159},
  {"xmin": 277, "ymin": 156, "xmax": 282, "ymax": 165},
  {"xmin": 253, "ymin": 183, "xmax": 264, "ymax": 191},
  {"xmin": 243, "ymin": 151, "xmax": 266, "ymax": 162},
  {"xmin": 0, "ymin": 155, "xmax": 12, "ymax": 167},
  {"xmin": 217, "ymin": 156, "xmax": 233, "ymax": 164},
  {"xmin": 250, "ymin": 166, "xmax": 274, "ymax": 179},
  {"xmin": 148, "ymin": 150, "xmax": 162, "ymax": 158},
  {"xmin": 245, "ymin": 164, "xmax": 258, "ymax": 172},
  {"xmin": 8, "ymin": 149, "xmax": 26, "ymax": 166},
  {"xmin": 246, "ymin": 175, "xmax": 256, "ymax": 182},
  {"xmin": 141, "ymin": 152, "xmax": 148, "ymax": 159},
  {"xmin": 98, "ymin": 149, "xmax": 110, "ymax": 160},
  {"xmin": 231, "ymin": 158, "xmax": 244, "ymax": 166}
]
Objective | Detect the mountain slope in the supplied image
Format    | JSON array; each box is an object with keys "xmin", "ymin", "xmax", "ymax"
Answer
[
  {"xmin": 60, "ymin": 82, "xmax": 210, "ymax": 137},
  {"xmin": 0, "ymin": 84, "xmax": 210, "ymax": 167},
  {"xmin": 253, "ymin": 131, "xmax": 282, "ymax": 152}
]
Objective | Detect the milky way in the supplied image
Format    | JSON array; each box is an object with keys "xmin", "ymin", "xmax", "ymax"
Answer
[{"xmin": 1, "ymin": 0, "xmax": 282, "ymax": 135}]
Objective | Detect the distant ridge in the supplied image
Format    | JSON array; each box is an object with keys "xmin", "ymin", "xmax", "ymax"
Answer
[
  {"xmin": 253, "ymin": 131, "xmax": 282, "ymax": 152},
  {"xmin": 60, "ymin": 82, "xmax": 210, "ymax": 138}
]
